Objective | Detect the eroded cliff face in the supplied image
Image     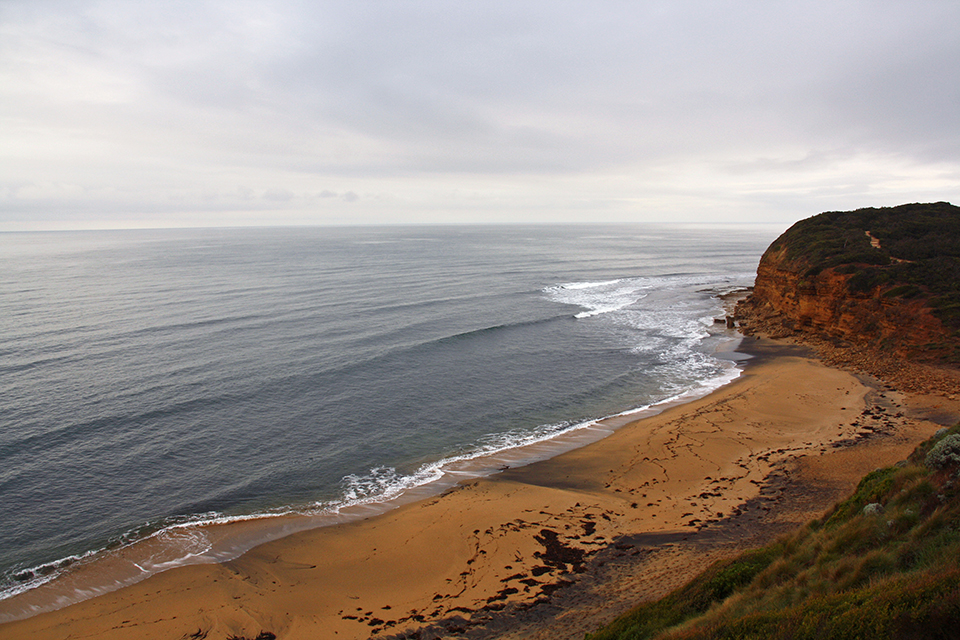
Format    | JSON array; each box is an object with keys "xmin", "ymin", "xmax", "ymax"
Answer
[{"xmin": 736, "ymin": 244, "xmax": 951, "ymax": 357}]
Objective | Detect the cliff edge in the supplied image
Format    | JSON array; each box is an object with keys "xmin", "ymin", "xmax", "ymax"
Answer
[{"xmin": 735, "ymin": 202, "xmax": 960, "ymax": 369}]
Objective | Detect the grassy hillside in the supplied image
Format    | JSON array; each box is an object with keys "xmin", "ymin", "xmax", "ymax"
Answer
[
  {"xmin": 588, "ymin": 423, "xmax": 960, "ymax": 640},
  {"xmin": 764, "ymin": 202, "xmax": 960, "ymax": 331}
]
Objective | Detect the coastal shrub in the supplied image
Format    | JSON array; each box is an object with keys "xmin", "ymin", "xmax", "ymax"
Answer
[
  {"xmin": 585, "ymin": 547, "xmax": 780, "ymax": 640},
  {"xmin": 849, "ymin": 548, "xmax": 897, "ymax": 584},
  {"xmin": 847, "ymin": 268, "xmax": 891, "ymax": 294},
  {"xmin": 823, "ymin": 466, "xmax": 897, "ymax": 527},
  {"xmin": 933, "ymin": 294, "xmax": 960, "ymax": 330},
  {"xmin": 653, "ymin": 558, "xmax": 960, "ymax": 640},
  {"xmin": 832, "ymin": 264, "xmax": 859, "ymax": 275},
  {"xmin": 902, "ymin": 523, "xmax": 960, "ymax": 572},
  {"xmin": 908, "ymin": 424, "xmax": 960, "ymax": 467},
  {"xmin": 925, "ymin": 435, "xmax": 960, "ymax": 469},
  {"xmin": 883, "ymin": 284, "xmax": 923, "ymax": 299}
]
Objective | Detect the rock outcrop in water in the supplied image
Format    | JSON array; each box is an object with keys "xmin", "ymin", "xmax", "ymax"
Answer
[{"xmin": 735, "ymin": 202, "xmax": 960, "ymax": 365}]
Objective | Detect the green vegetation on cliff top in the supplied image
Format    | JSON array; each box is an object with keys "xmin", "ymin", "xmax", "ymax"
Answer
[
  {"xmin": 589, "ymin": 423, "xmax": 960, "ymax": 640},
  {"xmin": 764, "ymin": 202, "xmax": 960, "ymax": 331}
]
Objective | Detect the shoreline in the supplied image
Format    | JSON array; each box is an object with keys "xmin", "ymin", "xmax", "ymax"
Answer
[
  {"xmin": 0, "ymin": 334, "xmax": 745, "ymax": 624},
  {"xmin": 2, "ymin": 338, "xmax": 957, "ymax": 639}
]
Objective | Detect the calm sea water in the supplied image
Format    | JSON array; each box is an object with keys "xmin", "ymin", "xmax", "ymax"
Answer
[{"xmin": 0, "ymin": 224, "xmax": 776, "ymax": 614}]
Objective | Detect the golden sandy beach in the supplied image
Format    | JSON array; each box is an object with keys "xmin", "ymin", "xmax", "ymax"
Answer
[{"xmin": 1, "ymin": 339, "xmax": 955, "ymax": 640}]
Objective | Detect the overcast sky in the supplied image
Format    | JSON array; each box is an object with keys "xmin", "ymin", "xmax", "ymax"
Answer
[{"xmin": 2, "ymin": 1, "xmax": 959, "ymax": 230}]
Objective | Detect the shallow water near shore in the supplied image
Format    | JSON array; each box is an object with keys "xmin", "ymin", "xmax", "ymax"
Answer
[{"xmin": 0, "ymin": 224, "xmax": 777, "ymax": 618}]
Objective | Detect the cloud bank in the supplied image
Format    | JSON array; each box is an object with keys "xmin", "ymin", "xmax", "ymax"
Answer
[{"xmin": 2, "ymin": 1, "xmax": 959, "ymax": 229}]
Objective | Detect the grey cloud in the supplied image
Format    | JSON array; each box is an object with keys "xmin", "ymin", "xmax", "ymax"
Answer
[
  {"xmin": 263, "ymin": 188, "xmax": 295, "ymax": 202},
  {"xmin": 1, "ymin": 0, "xmax": 959, "ymax": 228}
]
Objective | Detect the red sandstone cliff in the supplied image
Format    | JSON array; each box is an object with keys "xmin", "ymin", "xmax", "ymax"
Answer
[{"xmin": 734, "ymin": 203, "xmax": 960, "ymax": 364}]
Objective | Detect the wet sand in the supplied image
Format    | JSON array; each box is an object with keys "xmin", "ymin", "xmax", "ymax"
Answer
[{"xmin": 1, "ymin": 339, "xmax": 955, "ymax": 640}]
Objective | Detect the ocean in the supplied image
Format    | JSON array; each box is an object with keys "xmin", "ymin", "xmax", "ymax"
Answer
[{"xmin": 0, "ymin": 224, "xmax": 777, "ymax": 619}]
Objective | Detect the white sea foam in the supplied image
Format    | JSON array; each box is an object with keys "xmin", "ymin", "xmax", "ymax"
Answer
[
  {"xmin": 545, "ymin": 278, "xmax": 652, "ymax": 318},
  {"xmin": 330, "ymin": 418, "xmax": 599, "ymax": 512},
  {"xmin": 544, "ymin": 273, "xmax": 751, "ymax": 322},
  {"xmin": 555, "ymin": 279, "xmax": 623, "ymax": 290}
]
